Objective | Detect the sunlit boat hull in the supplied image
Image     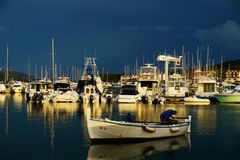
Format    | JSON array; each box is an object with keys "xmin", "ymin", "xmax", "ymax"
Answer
[
  {"xmin": 184, "ymin": 97, "xmax": 210, "ymax": 104},
  {"xmin": 86, "ymin": 108, "xmax": 191, "ymax": 141}
]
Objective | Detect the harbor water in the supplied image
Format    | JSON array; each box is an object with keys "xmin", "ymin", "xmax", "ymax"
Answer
[{"xmin": 1, "ymin": 93, "xmax": 240, "ymax": 159}]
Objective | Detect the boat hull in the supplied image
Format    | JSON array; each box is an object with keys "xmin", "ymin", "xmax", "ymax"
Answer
[
  {"xmin": 87, "ymin": 117, "xmax": 191, "ymax": 141},
  {"xmin": 214, "ymin": 94, "xmax": 240, "ymax": 103},
  {"xmin": 184, "ymin": 97, "xmax": 210, "ymax": 103}
]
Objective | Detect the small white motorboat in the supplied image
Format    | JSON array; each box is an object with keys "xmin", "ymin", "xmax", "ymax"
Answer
[
  {"xmin": 184, "ymin": 95, "xmax": 210, "ymax": 104},
  {"xmin": 86, "ymin": 108, "xmax": 191, "ymax": 142}
]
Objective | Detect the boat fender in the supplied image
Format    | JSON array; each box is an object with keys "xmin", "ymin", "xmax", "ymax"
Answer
[
  {"xmin": 142, "ymin": 126, "xmax": 156, "ymax": 133},
  {"xmin": 170, "ymin": 127, "xmax": 180, "ymax": 132}
]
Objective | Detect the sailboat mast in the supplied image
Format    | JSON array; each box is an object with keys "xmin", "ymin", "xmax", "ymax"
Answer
[
  {"xmin": 28, "ymin": 56, "xmax": 31, "ymax": 82},
  {"xmin": 206, "ymin": 45, "xmax": 209, "ymax": 72},
  {"xmin": 52, "ymin": 38, "xmax": 55, "ymax": 84},
  {"xmin": 220, "ymin": 54, "xmax": 223, "ymax": 82},
  {"xmin": 6, "ymin": 45, "xmax": 9, "ymax": 83}
]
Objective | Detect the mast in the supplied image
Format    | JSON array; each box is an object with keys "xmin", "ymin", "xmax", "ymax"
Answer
[
  {"xmin": 196, "ymin": 46, "xmax": 199, "ymax": 70},
  {"xmin": 206, "ymin": 45, "xmax": 209, "ymax": 72},
  {"xmin": 6, "ymin": 45, "xmax": 9, "ymax": 83},
  {"xmin": 51, "ymin": 38, "xmax": 55, "ymax": 84},
  {"xmin": 28, "ymin": 57, "xmax": 31, "ymax": 82},
  {"xmin": 220, "ymin": 53, "xmax": 223, "ymax": 82}
]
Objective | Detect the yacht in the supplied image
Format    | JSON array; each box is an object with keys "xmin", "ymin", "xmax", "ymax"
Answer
[
  {"xmin": 164, "ymin": 67, "xmax": 189, "ymax": 100},
  {"xmin": 77, "ymin": 57, "xmax": 103, "ymax": 103},
  {"xmin": 11, "ymin": 81, "xmax": 25, "ymax": 93},
  {"xmin": 136, "ymin": 64, "xmax": 163, "ymax": 103},
  {"xmin": 50, "ymin": 76, "xmax": 79, "ymax": 103},
  {"xmin": 194, "ymin": 70, "xmax": 218, "ymax": 98},
  {"xmin": 0, "ymin": 83, "xmax": 6, "ymax": 93},
  {"xmin": 117, "ymin": 85, "xmax": 141, "ymax": 103},
  {"xmin": 102, "ymin": 85, "xmax": 121, "ymax": 103},
  {"xmin": 26, "ymin": 79, "xmax": 53, "ymax": 103},
  {"xmin": 214, "ymin": 85, "xmax": 240, "ymax": 103}
]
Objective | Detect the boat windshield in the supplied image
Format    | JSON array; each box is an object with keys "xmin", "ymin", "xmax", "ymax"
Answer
[{"xmin": 121, "ymin": 88, "xmax": 139, "ymax": 95}]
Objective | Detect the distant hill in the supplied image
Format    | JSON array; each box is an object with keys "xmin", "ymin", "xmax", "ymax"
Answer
[
  {"xmin": 215, "ymin": 59, "xmax": 240, "ymax": 70},
  {"xmin": 0, "ymin": 70, "xmax": 30, "ymax": 82},
  {"xmin": 215, "ymin": 59, "xmax": 240, "ymax": 79}
]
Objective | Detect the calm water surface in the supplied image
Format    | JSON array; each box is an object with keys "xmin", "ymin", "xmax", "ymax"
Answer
[{"xmin": 1, "ymin": 94, "xmax": 240, "ymax": 160}]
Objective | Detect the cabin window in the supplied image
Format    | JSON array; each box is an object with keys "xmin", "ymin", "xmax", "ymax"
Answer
[
  {"xmin": 203, "ymin": 83, "xmax": 215, "ymax": 92},
  {"xmin": 140, "ymin": 81, "xmax": 153, "ymax": 88},
  {"xmin": 36, "ymin": 84, "xmax": 40, "ymax": 91},
  {"xmin": 86, "ymin": 88, "xmax": 89, "ymax": 93}
]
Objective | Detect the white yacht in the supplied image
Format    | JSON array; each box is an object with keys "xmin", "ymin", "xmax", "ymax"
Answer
[
  {"xmin": 26, "ymin": 79, "xmax": 53, "ymax": 103},
  {"xmin": 136, "ymin": 64, "xmax": 163, "ymax": 103},
  {"xmin": 102, "ymin": 85, "xmax": 121, "ymax": 103},
  {"xmin": 50, "ymin": 76, "xmax": 79, "ymax": 103},
  {"xmin": 164, "ymin": 67, "xmax": 189, "ymax": 99},
  {"xmin": 194, "ymin": 70, "xmax": 218, "ymax": 98},
  {"xmin": 117, "ymin": 85, "xmax": 141, "ymax": 103},
  {"xmin": 11, "ymin": 81, "xmax": 25, "ymax": 93},
  {"xmin": 0, "ymin": 83, "xmax": 6, "ymax": 93}
]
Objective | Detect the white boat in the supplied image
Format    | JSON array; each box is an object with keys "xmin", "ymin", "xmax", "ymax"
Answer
[
  {"xmin": 184, "ymin": 95, "xmax": 210, "ymax": 104},
  {"xmin": 77, "ymin": 57, "xmax": 103, "ymax": 103},
  {"xmin": 102, "ymin": 85, "xmax": 121, "ymax": 103},
  {"xmin": 194, "ymin": 70, "xmax": 218, "ymax": 98},
  {"xmin": 117, "ymin": 85, "xmax": 141, "ymax": 103},
  {"xmin": 11, "ymin": 81, "xmax": 24, "ymax": 93},
  {"xmin": 50, "ymin": 76, "xmax": 79, "ymax": 103},
  {"xmin": 0, "ymin": 83, "xmax": 6, "ymax": 93},
  {"xmin": 86, "ymin": 108, "xmax": 191, "ymax": 142},
  {"xmin": 164, "ymin": 67, "xmax": 189, "ymax": 99},
  {"xmin": 219, "ymin": 82, "xmax": 236, "ymax": 93},
  {"xmin": 137, "ymin": 64, "xmax": 163, "ymax": 104},
  {"xmin": 87, "ymin": 134, "xmax": 191, "ymax": 159},
  {"xmin": 26, "ymin": 79, "xmax": 53, "ymax": 103},
  {"xmin": 213, "ymin": 85, "xmax": 240, "ymax": 103}
]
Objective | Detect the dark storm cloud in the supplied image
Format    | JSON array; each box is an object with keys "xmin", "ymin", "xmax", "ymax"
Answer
[
  {"xmin": 122, "ymin": 25, "xmax": 171, "ymax": 32},
  {"xmin": 194, "ymin": 20, "xmax": 240, "ymax": 51},
  {"xmin": 0, "ymin": 0, "xmax": 240, "ymax": 72}
]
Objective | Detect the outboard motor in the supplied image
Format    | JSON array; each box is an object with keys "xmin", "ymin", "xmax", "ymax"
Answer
[{"xmin": 141, "ymin": 96, "xmax": 148, "ymax": 104}]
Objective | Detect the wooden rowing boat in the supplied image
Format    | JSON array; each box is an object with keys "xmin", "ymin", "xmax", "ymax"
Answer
[{"xmin": 86, "ymin": 108, "xmax": 191, "ymax": 142}]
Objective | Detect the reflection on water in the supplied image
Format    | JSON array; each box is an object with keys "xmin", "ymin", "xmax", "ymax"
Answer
[
  {"xmin": 27, "ymin": 102, "xmax": 83, "ymax": 149},
  {"xmin": 87, "ymin": 134, "xmax": 191, "ymax": 160},
  {"xmin": 27, "ymin": 102, "xmax": 81, "ymax": 119},
  {"xmin": 0, "ymin": 94, "xmax": 6, "ymax": 106},
  {"xmin": 12, "ymin": 93, "xmax": 24, "ymax": 109},
  {"xmin": 195, "ymin": 105, "xmax": 216, "ymax": 135}
]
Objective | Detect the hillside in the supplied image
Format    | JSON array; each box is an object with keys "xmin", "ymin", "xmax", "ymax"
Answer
[
  {"xmin": 0, "ymin": 70, "xmax": 30, "ymax": 82},
  {"xmin": 215, "ymin": 59, "xmax": 240, "ymax": 78}
]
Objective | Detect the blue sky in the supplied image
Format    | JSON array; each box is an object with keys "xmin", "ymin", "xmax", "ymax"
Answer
[{"xmin": 0, "ymin": 0, "xmax": 240, "ymax": 74}]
